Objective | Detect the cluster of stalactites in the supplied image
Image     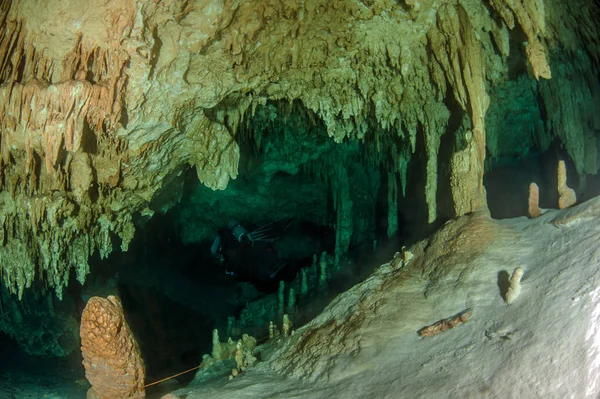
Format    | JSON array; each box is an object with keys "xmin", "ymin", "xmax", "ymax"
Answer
[
  {"xmin": 225, "ymin": 0, "xmax": 557, "ymax": 223},
  {"xmin": 0, "ymin": 1, "xmax": 135, "ymax": 298},
  {"xmin": 187, "ymin": 0, "xmax": 594, "ymax": 227},
  {"xmin": 0, "ymin": 24, "xmax": 128, "ymax": 175}
]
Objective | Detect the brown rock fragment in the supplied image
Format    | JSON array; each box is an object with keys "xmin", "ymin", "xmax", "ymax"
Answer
[
  {"xmin": 80, "ymin": 295, "xmax": 145, "ymax": 399},
  {"xmin": 418, "ymin": 309, "xmax": 473, "ymax": 337},
  {"xmin": 528, "ymin": 182, "xmax": 541, "ymax": 218}
]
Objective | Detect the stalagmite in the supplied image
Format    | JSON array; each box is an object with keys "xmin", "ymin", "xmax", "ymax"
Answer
[
  {"xmin": 235, "ymin": 340, "xmax": 244, "ymax": 371},
  {"xmin": 300, "ymin": 269, "xmax": 308, "ymax": 298},
  {"xmin": 282, "ymin": 314, "xmax": 291, "ymax": 337},
  {"xmin": 319, "ymin": 252, "xmax": 328, "ymax": 291},
  {"xmin": 504, "ymin": 267, "xmax": 525, "ymax": 305},
  {"xmin": 277, "ymin": 281, "xmax": 285, "ymax": 318},
  {"xmin": 387, "ymin": 172, "xmax": 398, "ymax": 237},
  {"xmin": 558, "ymin": 161, "xmax": 577, "ymax": 209},
  {"xmin": 80, "ymin": 296, "xmax": 145, "ymax": 399},
  {"xmin": 528, "ymin": 183, "xmax": 542, "ymax": 218},
  {"xmin": 211, "ymin": 329, "xmax": 221, "ymax": 360}
]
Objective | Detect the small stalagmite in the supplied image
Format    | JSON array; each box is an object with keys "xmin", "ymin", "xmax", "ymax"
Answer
[
  {"xmin": 528, "ymin": 182, "xmax": 542, "ymax": 218},
  {"xmin": 504, "ymin": 267, "xmax": 524, "ymax": 305},
  {"xmin": 557, "ymin": 160, "xmax": 577, "ymax": 209}
]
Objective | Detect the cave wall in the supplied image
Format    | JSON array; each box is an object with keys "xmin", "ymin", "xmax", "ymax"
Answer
[
  {"xmin": 0, "ymin": 0, "xmax": 598, "ymax": 298},
  {"xmin": 0, "ymin": 284, "xmax": 80, "ymax": 356}
]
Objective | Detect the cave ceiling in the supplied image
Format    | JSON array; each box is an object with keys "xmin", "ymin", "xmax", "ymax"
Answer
[{"xmin": 0, "ymin": 0, "xmax": 598, "ymax": 298}]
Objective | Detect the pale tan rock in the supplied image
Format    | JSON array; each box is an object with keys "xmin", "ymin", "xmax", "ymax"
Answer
[
  {"xmin": 553, "ymin": 196, "xmax": 600, "ymax": 227},
  {"xmin": 269, "ymin": 212, "xmax": 515, "ymax": 380},
  {"xmin": 528, "ymin": 182, "xmax": 542, "ymax": 218},
  {"xmin": 558, "ymin": 161, "xmax": 577, "ymax": 209},
  {"xmin": 504, "ymin": 267, "xmax": 524, "ymax": 305}
]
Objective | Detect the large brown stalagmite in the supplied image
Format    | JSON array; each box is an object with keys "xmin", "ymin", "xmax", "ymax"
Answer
[
  {"xmin": 0, "ymin": 0, "xmax": 598, "ymax": 296},
  {"xmin": 80, "ymin": 295, "xmax": 145, "ymax": 399}
]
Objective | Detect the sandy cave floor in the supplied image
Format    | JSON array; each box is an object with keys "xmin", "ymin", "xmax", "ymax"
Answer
[{"xmin": 1, "ymin": 197, "xmax": 600, "ymax": 399}]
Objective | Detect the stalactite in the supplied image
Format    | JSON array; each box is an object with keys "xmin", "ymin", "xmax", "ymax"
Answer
[
  {"xmin": 387, "ymin": 172, "xmax": 398, "ymax": 238},
  {"xmin": 538, "ymin": 52, "xmax": 600, "ymax": 180},
  {"xmin": 488, "ymin": 0, "xmax": 551, "ymax": 80},
  {"xmin": 429, "ymin": 3, "xmax": 490, "ymax": 216},
  {"xmin": 1, "ymin": 0, "xmax": 598, "ymax": 297},
  {"xmin": 423, "ymin": 102, "xmax": 451, "ymax": 223},
  {"xmin": 396, "ymin": 148, "xmax": 409, "ymax": 198},
  {"xmin": 332, "ymin": 167, "xmax": 353, "ymax": 265}
]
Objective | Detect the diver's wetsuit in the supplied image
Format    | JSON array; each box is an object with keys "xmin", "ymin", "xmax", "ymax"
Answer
[{"xmin": 211, "ymin": 223, "xmax": 278, "ymax": 281}]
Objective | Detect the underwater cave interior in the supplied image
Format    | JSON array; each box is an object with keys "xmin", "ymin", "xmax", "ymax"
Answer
[
  {"xmin": 0, "ymin": 100, "xmax": 435, "ymax": 390},
  {"xmin": 1, "ymin": 59, "xmax": 599, "ymax": 394}
]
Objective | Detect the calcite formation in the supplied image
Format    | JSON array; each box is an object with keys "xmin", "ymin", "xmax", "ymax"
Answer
[
  {"xmin": 528, "ymin": 182, "xmax": 541, "ymax": 218},
  {"xmin": 0, "ymin": 0, "xmax": 598, "ymax": 296},
  {"xmin": 558, "ymin": 160, "xmax": 577, "ymax": 209},
  {"xmin": 504, "ymin": 267, "xmax": 524, "ymax": 305},
  {"xmin": 80, "ymin": 295, "xmax": 145, "ymax": 399}
]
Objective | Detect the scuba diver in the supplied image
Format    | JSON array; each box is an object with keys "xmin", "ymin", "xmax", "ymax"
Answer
[{"xmin": 210, "ymin": 218, "xmax": 291, "ymax": 279}]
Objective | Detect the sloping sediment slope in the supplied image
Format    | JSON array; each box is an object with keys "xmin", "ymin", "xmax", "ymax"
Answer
[{"xmin": 176, "ymin": 196, "xmax": 600, "ymax": 398}]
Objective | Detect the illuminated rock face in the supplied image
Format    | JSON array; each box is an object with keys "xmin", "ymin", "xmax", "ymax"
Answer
[{"xmin": 0, "ymin": 0, "xmax": 598, "ymax": 296}]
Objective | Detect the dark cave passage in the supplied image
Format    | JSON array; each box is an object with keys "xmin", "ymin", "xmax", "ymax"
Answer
[
  {"xmin": 98, "ymin": 100, "xmax": 429, "ymax": 385},
  {"xmin": 481, "ymin": 50, "xmax": 600, "ymax": 220},
  {"xmin": 484, "ymin": 148, "xmax": 600, "ymax": 219},
  {"xmin": 484, "ymin": 151, "xmax": 558, "ymax": 219},
  {"xmin": 84, "ymin": 101, "xmax": 428, "ymax": 388},
  {"xmin": 0, "ymin": 100, "xmax": 452, "ymax": 393}
]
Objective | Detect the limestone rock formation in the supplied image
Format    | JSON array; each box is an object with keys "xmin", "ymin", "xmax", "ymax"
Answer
[
  {"xmin": 170, "ymin": 194, "xmax": 600, "ymax": 399},
  {"xmin": 0, "ymin": 0, "xmax": 598, "ymax": 298},
  {"xmin": 0, "ymin": 285, "xmax": 80, "ymax": 356},
  {"xmin": 504, "ymin": 267, "xmax": 524, "ymax": 305},
  {"xmin": 268, "ymin": 210, "xmax": 505, "ymax": 381},
  {"xmin": 528, "ymin": 182, "xmax": 542, "ymax": 218},
  {"xmin": 558, "ymin": 160, "xmax": 577, "ymax": 209},
  {"xmin": 80, "ymin": 295, "xmax": 145, "ymax": 399}
]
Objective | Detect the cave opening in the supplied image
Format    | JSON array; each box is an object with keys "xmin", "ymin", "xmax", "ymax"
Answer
[
  {"xmin": 2, "ymin": 89, "xmax": 558, "ymax": 394},
  {"xmin": 0, "ymin": 99, "xmax": 439, "ymax": 393},
  {"xmin": 482, "ymin": 46, "xmax": 600, "ymax": 219},
  {"xmin": 90, "ymin": 99, "xmax": 425, "ymax": 387}
]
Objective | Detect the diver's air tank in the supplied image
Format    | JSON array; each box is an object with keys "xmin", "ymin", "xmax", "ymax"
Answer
[{"xmin": 227, "ymin": 218, "xmax": 248, "ymax": 242}]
